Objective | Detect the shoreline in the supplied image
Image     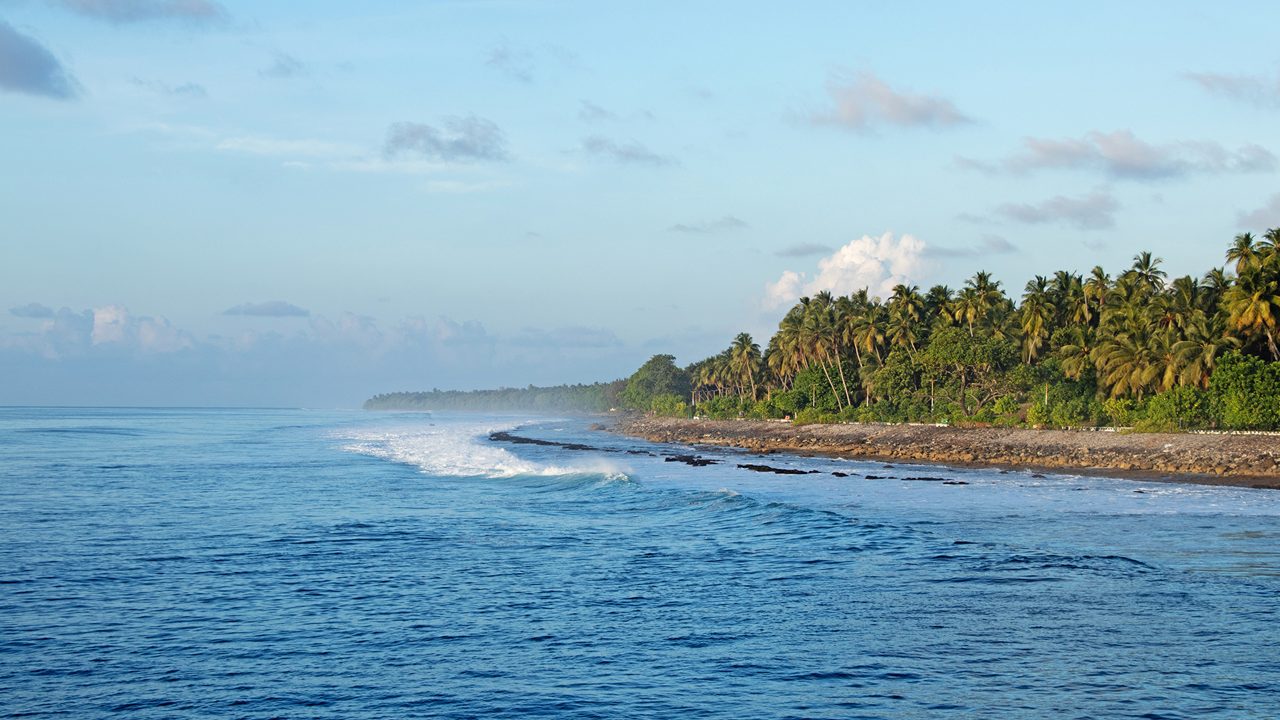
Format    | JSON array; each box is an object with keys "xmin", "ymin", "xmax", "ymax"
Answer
[{"xmin": 610, "ymin": 416, "xmax": 1280, "ymax": 490}]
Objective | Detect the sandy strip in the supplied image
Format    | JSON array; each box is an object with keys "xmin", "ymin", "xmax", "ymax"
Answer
[{"xmin": 610, "ymin": 416, "xmax": 1280, "ymax": 489}]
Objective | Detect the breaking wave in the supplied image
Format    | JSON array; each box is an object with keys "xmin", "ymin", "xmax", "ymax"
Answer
[{"xmin": 338, "ymin": 422, "xmax": 629, "ymax": 480}]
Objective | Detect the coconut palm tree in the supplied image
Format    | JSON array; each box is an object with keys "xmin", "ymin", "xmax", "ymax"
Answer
[
  {"xmin": 1224, "ymin": 269, "xmax": 1280, "ymax": 360},
  {"xmin": 1019, "ymin": 276, "xmax": 1055, "ymax": 363},
  {"xmin": 729, "ymin": 332, "xmax": 761, "ymax": 400}
]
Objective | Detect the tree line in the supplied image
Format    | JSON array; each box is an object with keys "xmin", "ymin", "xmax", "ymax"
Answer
[{"xmin": 623, "ymin": 230, "xmax": 1280, "ymax": 431}]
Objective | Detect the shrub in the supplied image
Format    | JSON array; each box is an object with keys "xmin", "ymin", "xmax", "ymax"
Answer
[
  {"xmin": 1138, "ymin": 386, "xmax": 1210, "ymax": 431},
  {"xmin": 650, "ymin": 393, "xmax": 687, "ymax": 417}
]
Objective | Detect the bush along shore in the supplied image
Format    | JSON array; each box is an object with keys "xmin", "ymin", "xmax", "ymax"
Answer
[
  {"xmin": 614, "ymin": 415, "xmax": 1280, "ymax": 488},
  {"xmin": 617, "ymin": 231, "xmax": 1280, "ymax": 433}
]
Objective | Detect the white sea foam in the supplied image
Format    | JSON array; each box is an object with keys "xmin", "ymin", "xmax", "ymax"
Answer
[{"xmin": 338, "ymin": 421, "xmax": 629, "ymax": 480}]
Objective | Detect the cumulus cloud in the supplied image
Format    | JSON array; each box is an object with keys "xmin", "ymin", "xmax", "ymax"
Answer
[
  {"xmin": 384, "ymin": 116, "xmax": 510, "ymax": 162},
  {"xmin": 996, "ymin": 190, "xmax": 1120, "ymax": 231},
  {"xmin": 667, "ymin": 215, "xmax": 747, "ymax": 234},
  {"xmin": 0, "ymin": 21, "xmax": 79, "ymax": 99},
  {"xmin": 961, "ymin": 130, "xmax": 1276, "ymax": 180},
  {"xmin": 810, "ymin": 70, "xmax": 970, "ymax": 131},
  {"xmin": 764, "ymin": 232, "xmax": 926, "ymax": 308},
  {"xmin": 1238, "ymin": 193, "xmax": 1280, "ymax": 229},
  {"xmin": 928, "ymin": 235, "xmax": 1017, "ymax": 258},
  {"xmin": 0, "ymin": 305, "xmax": 647, "ymax": 406},
  {"xmin": 1186, "ymin": 69, "xmax": 1280, "ymax": 109},
  {"xmin": 10, "ymin": 302, "xmax": 55, "ymax": 318},
  {"xmin": 259, "ymin": 53, "xmax": 305, "ymax": 79},
  {"xmin": 775, "ymin": 242, "xmax": 833, "ymax": 258},
  {"xmin": 580, "ymin": 135, "xmax": 675, "ymax": 166},
  {"xmin": 52, "ymin": 0, "xmax": 228, "ymax": 24},
  {"xmin": 223, "ymin": 301, "xmax": 310, "ymax": 318},
  {"xmin": 1, "ymin": 305, "xmax": 193, "ymax": 359}
]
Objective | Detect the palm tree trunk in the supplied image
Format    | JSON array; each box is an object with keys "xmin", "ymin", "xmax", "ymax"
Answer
[
  {"xmin": 830, "ymin": 347, "xmax": 854, "ymax": 407},
  {"xmin": 816, "ymin": 356, "xmax": 844, "ymax": 410}
]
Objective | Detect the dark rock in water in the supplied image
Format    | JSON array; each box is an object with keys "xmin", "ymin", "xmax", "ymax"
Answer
[
  {"xmin": 882, "ymin": 464, "xmax": 896, "ymax": 469},
  {"xmin": 864, "ymin": 475, "xmax": 890, "ymax": 480},
  {"xmin": 737, "ymin": 463, "xmax": 816, "ymax": 475},
  {"xmin": 831, "ymin": 471, "xmax": 850, "ymax": 478},
  {"xmin": 1030, "ymin": 473, "xmax": 1046, "ymax": 478},
  {"xmin": 904, "ymin": 476, "xmax": 952, "ymax": 483},
  {"xmin": 943, "ymin": 481, "xmax": 969, "ymax": 486},
  {"xmin": 665, "ymin": 454, "xmax": 718, "ymax": 467},
  {"xmin": 489, "ymin": 431, "xmax": 605, "ymax": 453},
  {"xmin": 626, "ymin": 449, "xmax": 655, "ymax": 456}
]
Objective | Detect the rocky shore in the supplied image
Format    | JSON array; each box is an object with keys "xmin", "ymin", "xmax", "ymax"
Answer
[{"xmin": 612, "ymin": 416, "xmax": 1280, "ymax": 489}]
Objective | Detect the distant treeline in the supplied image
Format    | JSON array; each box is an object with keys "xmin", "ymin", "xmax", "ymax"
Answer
[{"xmin": 364, "ymin": 381, "xmax": 625, "ymax": 413}]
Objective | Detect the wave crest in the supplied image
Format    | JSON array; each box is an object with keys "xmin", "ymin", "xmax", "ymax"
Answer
[{"xmin": 338, "ymin": 422, "xmax": 628, "ymax": 480}]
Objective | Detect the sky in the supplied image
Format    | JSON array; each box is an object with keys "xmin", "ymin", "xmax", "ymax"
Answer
[{"xmin": 3, "ymin": 0, "xmax": 1280, "ymax": 406}]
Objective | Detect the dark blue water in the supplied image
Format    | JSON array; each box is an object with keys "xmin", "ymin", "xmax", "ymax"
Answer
[{"xmin": 2, "ymin": 408, "xmax": 1278, "ymax": 718}]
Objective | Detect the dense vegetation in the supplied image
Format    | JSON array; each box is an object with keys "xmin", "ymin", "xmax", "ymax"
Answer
[
  {"xmin": 364, "ymin": 382, "xmax": 624, "ymax": 413},
  {"xmin": 624, "ymin": 230, "xmax": 1280, "ymax": 431}
]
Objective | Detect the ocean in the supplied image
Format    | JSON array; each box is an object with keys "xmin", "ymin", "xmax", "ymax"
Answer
[{"xmin": 2, "ymin": 407, "xmax": 1278, "ymax": 718}]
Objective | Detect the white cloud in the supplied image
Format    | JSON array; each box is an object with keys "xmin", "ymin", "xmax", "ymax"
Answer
[{"xmin": 764, "ymin": 232, "xmax": 926, "ymax": 308}]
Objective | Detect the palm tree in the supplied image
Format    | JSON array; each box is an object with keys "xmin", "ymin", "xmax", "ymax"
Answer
[
  {"xmin": 949, "ymin": 287, "xmax": 982, "ymax": 336},
  {"xmin": 1226, "ymin": 232, "xmax": 1258, "ymax": 275},
  {"xmin": 1224, "ymin": 269, "xmax": 1280, "ymax": 360},
  {"xmin": 1174, "ymin": 313, "xmax": 1240, "ymax": 389},
  {"xmin": 1127, "ymin": 251, "xmax": 1168, "ymax": 294},
  {"xmin": 1084, "ymin": 266, "xmax": 1111, "ymax": 322},
  {"xmin": 729, "ymin": 332, "xmax": 761, "ymax": 400},
  {"xmin": 1019, "ymin": 276, "xmax": 1055, "ymax": 363}
]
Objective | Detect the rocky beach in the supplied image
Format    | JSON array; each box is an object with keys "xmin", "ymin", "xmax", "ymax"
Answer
[{"xmin": 613, "ymin": 416, "xmax": 1280, "ymax": 488}]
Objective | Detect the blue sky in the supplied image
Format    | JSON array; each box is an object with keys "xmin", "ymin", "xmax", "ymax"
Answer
[{"xmin": 3, "ymin": 0, "xmax": 1280, "ymax": 406}]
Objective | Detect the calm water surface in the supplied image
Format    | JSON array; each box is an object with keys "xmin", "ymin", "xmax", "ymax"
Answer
[{"xmin": 2, "ymin": 408, "xmax": 1278, "ymax": 718}]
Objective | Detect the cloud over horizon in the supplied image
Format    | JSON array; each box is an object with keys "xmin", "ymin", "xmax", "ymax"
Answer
[
  {"xmin": 0, "ymin": 21, "xmax": 79, "ymax": 99},
  {"xmin": 384, "ymin": 116, "xmax": 510, "ymax": 162},
  {"xmin": 765, "ymin": 232, "xmax": 926, "ymax": 308},
  {"xmin": 10, "ymin": 303, "xmax": 56, "ymax": 319},
  {"xmin": 810, "ymin": 70, "xmax": 971, "ymax": 131},
  {"xmin": 960, "ymin": 130, "xmax": 1275, "ymax": 180}
]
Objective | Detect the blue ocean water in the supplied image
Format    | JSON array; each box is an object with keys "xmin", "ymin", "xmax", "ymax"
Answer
[{"xmin": 2, "ymin": 408, "xmax": 1278, "ymax": 719}]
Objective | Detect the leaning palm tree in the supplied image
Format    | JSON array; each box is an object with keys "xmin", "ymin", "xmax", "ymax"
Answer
[{"xmin": 729, "ymin": 332, "xmax": 762, "ymax": 400}]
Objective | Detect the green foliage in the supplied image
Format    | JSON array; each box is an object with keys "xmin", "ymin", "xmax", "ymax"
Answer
[
  {"xmin": 1102, "ymin": 397, "xmax": 1145, "ymax": 427},
  {"xmin": 649, "ymin": 393, "xmax": 688, "ymax": 417},
  {"xmin": 621, "ymin": 354, "xmax": 692, "ymax": 411},
  {"xmin": 364, "ymin": 380, "xmax": 624, "ymax": 413},
  {"xmin": 1209, "ymin": 351, "xmax": 1280, "ymax": 429},
  {"xmin": 1139, "ymin": 386, "xmax": 1210, "ymax": 431},
  {"xmin": 790, "ymin": 366, "xmax": 841, "ymax": 413}
]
